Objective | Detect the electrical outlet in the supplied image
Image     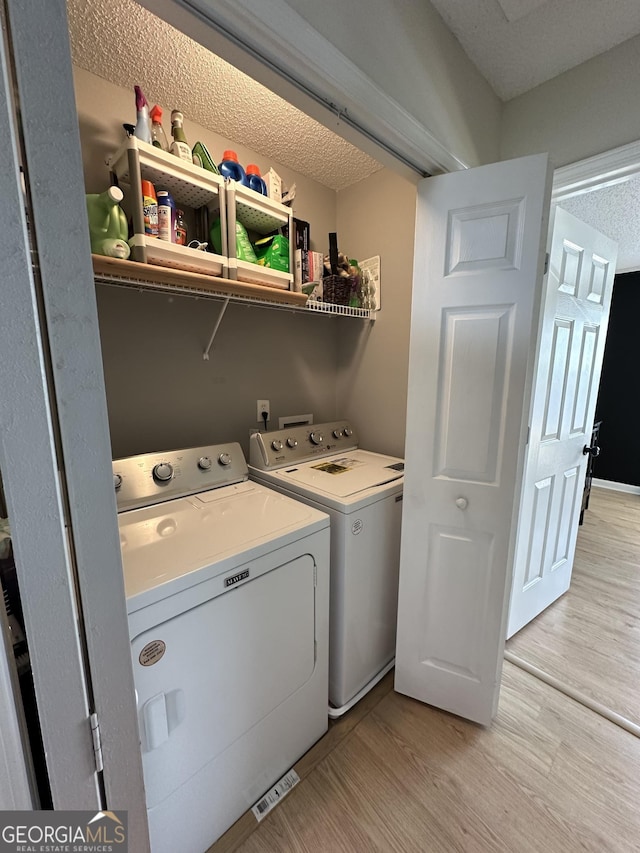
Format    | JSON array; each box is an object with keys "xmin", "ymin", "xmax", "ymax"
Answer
[{"xmin": 257, "ymin": 399, "xmax": 270, "ymax": 422}]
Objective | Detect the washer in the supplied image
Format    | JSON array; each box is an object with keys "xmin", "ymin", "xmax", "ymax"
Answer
[
  {"xmin": 113, "ymin": 442, "xmax": 329, "ymax": 853},
  {"xmin": 249, "ymin": 421, "xmax": 403, "ymax": 717}
]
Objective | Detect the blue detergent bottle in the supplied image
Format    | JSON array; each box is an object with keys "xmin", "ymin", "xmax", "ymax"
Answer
[
  {"xmin": 218, "ymin": 149, "xmax": 247, "ymax": 185},
  {"xmin": 245, "ymin": 164, "xmax": 267, "ymax": 196}
]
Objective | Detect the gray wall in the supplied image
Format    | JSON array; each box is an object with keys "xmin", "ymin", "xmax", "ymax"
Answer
[
  {"xmin": 501, "ymin": 34, "xmax": 640, "ymax": 168},
  {"xmin": 336, "ymin": 170, "xmax": 417, "ymax": 459},
  {"xmin": 96, "ymin": 287, "xmax": 340, "ymax": 459}
]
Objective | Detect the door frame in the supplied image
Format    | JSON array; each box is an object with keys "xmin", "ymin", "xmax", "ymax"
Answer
[
  {"xmin": 1, "ymin": 0, "xmax": 149, "ymax": 845},
  {"xmin": 552, "ymin": 138, "xmax": 640, "ymax": 201}
]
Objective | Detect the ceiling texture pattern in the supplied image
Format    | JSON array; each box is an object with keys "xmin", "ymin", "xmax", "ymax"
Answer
[
  {"xmin": 66, "ymin": 0, "xmax": 384, "ymax": 191},
  {"xmin": 429, "ymin": 0, "xmax": 640, "ymax": 101}
]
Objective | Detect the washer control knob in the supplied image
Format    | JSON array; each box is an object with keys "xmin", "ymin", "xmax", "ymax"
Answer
[
  {"xmin": 153, "ymin": 462, "xmax": 174, "ymax": 482},
  {"xmin": 113, "ymin": 473, "xmax": 122, "ymax": 491},
  {"xmin": 286, "ymin": 437, "xmax": 298, "ymax": 448},
  {"xmin": 271, "ymin": 440, "xmax": 283, "ymax": 451},
  {"xmin": 310, "ymin": 431, "xmax": 324, "ymax": 445},
  {"xmin": 332, "ymin": 429, "xmax": 342, "ymax": 439},
  {"xmin": 343, "ymin": 426, "xmax": 353, "ymax": 437},
  {"xmin": 198, "ymin": 456, "xmax": 212, "ymax": 470},
  {"xmin": 218, "ymin": 452, "xmax": 232, "ymax": 466}
]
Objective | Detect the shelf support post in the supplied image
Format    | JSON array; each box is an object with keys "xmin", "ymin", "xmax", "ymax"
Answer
[{"xmin": 203, "ymin": 298, "xmax": 230, "ymax": 360}]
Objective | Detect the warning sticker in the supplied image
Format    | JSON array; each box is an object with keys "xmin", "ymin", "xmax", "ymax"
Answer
[{"xmin": 139, "ymin": 640, "xmax": 166, "ymax": 667}]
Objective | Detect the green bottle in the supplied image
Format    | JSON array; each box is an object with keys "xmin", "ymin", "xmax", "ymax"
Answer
[{"xmin": 85, "ymin": 186, "xmax": 130, "ymax": 259}]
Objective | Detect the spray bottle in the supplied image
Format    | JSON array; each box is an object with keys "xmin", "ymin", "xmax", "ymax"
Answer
[
  {"xmin": 133, "ymin": 85, "xmax": 151, "ymax": 144},
  {"xmin": 149, "ymin": 105, "xmax": 169, "ymax": 151}
]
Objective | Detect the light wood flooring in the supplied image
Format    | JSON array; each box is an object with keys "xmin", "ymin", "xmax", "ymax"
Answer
[
  {"xmin": 210, "ymin": 486, "xmax": 640, "ymax": 853},
  {"xmin": 507, "ymin": 486, "xmax": 640, "ymax": 727}
]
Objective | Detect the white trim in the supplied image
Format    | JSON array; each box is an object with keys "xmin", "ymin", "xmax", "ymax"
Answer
[
  {"xmin": 592, "ymin": 478, "xmax": 640, "ymax": 495},
  {"xmin": 7, "ymin": 1, "xmax": 150, "ymax": 845},
  {"xmin": 0, "ymin": 7, "xmax": 99, "ymax": 808},
  {"xmin": 553, "ymin": 139, "xmax": 640, "ymax": 201},
  {"xmin": 142, "ymin": 0, "xmax": 469, "ymax": 176}
]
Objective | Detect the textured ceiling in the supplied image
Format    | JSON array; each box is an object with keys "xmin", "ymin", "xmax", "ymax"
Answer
[
  {"xmin": 429, "ymin": 0, "xmax": 640, "ymax": 101},
  {"xmin": 65, "ymin": 0, "xmax": 384, "ymax": 192}
]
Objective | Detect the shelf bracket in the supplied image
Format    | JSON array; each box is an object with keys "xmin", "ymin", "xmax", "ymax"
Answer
[{"xmin": 203, "ymin": 298, "xmax": 229, "ymax": 360}]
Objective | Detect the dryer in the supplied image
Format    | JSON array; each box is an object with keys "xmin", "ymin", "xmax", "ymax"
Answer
[
  {"xmin": 113, "ymin": 442, "xmax": 329, "ymax": 853},
  {"xmin": 249, "ymin": 421, "xmax": 403, "ymax": 717}
]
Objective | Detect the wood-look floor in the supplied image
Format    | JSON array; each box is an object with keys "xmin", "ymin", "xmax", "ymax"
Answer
[
  {"xmin": 507, "ymin": 486, "xmax": 640, "ymax": 727},
  {"xmin": 210, "ymin": 486, "xmax": 640, "ymax": 853}
]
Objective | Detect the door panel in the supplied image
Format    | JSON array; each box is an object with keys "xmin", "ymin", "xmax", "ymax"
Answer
[
  {"xmin": 507, "ymin": 208, "xmax": 617, "ymax": 638},
  {"xmin": 435, "ymin": 306, "xmax": 513, "ymax": 481},
  {"xmin": 395, "ymin": 154, "xmax": 553, "ymax": 725}
]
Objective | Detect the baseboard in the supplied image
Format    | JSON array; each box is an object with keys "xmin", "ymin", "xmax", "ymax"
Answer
[{"xmin": 592, "ymin": 478, "xmax": 640, "ymax": 495}]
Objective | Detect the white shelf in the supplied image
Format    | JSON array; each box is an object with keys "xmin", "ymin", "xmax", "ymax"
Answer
[
  {"xmin": 91, "ymin": 256, "xmax": 374, "ymax": 320},
  {"xmin": 232, "ymin": 184, "xmax": 290, "ymax": 234},
  {"xmin": 233, "ymin": 258, "xmax": 293, "ymax": 290},
  {"xmin": 129, "ymin": 235, "xmax": 225, "ymax": 277},
  {"xmin": 110, "ymin": 137, "xmax": 223, "ymax": 209},
  {"xmin": 306, "ymin": 300, "xmax": 376, "ymax": 319}
]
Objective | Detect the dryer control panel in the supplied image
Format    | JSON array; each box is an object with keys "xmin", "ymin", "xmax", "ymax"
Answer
[
  {"xmin": 113, "ymin": 443, "xmax": 248, "ymax": 512},
  {"xmin": 249, "ymin": 421, "xmax": 358, "ymax": 470}
]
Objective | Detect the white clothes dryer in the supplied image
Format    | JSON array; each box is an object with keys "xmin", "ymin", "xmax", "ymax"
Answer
[
  {"xmin": 249, "ymin": 421, "xmax": 403, "ymax": 717},
  {"xmin": 113, "ymin": 442, "xmax": 329, "ymax": 853}
]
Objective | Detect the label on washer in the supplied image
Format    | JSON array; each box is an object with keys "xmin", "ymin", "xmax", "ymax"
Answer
[
  {"xmin": 311, "ymin": 457, "xmax": 364, "ymax": 474},
  {"xmin": 352, "ymin": 518, "xmax": 363, "ymax": 535},
  {"xmin": 139, "ymin": 640, "xmax": 166, "ymax": 667}
]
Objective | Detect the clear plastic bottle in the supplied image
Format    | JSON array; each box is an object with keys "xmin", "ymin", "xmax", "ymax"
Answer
[
  {"xmin": 149, "ymin": 105, "xmax": 169, "ymax": 151},
  {"xmin": 133, "ymin": 85, "xmax": 151, "ymax": 144},
  {"xmin": 170, "ymin": 110, "xmax": 192, "ymax": 162}
]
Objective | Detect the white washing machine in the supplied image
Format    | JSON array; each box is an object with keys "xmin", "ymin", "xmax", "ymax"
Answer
[
  {"xmin": 113, "ymin": 442, "xmax": 330, "ymax": 853},
  {"xmin": 249, "ymin": 421, "xmax": 403, "ymax": 717}
]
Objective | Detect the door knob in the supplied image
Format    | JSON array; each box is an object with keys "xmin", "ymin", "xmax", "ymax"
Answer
[
  {"xmin": 583, "ymin": 445, "xmax": 600, "ymax": 458},
  {"xmin": 455, "ymin": 497, "xmax": 468, "ymax": 510}
]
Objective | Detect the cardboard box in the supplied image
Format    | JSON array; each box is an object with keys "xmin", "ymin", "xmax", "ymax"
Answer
[
  {"xmin": 263, "ymin": 168, "xmax": 282, "ymax": 203},
  {"xmin": 293, "ymin": 249, "xmax": 308, "ymax": 291}
]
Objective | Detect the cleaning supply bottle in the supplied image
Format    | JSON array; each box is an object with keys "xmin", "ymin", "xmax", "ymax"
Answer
[
  {"xmin": 245, "ymin": 164, "xmax": 267, "ymax": 196},
  {"xmin": 157, "ymin": 190, "xmax": 176, "ymax": 242},
  {"xmin": 133, "ymin": 86, "xmax": 151, "ymax": 144},
  {"xmin": 218, "ymin": 150, "xmax": 247, "ymax": 185},
  {"xmin": 149, "ymin": 105, "xmax": 169, "ymax": 151},
  {"xmin": 175, "ymin": 209, "xmax": 187, "ymax": 246},
  {"xmin": 85, "ymin": 186, "xmax": 130, "ymax": 259},
  {"xmin": 141, "ymin": 180, "xmax": 158, "ymax": 237},
  {"xmin": 169, "ymin": 110, "xmax": 192, "ymax": 162}
]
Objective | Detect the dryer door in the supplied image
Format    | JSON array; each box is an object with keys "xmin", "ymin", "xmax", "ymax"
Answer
[{"xmin": 130, "ymin": 553, "xmax": 317, "ymax": 810}]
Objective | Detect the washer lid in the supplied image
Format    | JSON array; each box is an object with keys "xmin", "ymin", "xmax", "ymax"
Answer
[
  {"xmin": 118, "ymin": 480, "xmax": 327, "ymax": 604},
  {"xmin": 274, "ymin": 449, "xmax": 404, "ymax": 498}
]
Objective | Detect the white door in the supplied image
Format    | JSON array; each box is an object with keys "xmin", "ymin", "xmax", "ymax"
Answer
[
  {"xmin": 507, "ymin": 207, "xmax": 617, "ymax": 638},
  {"xmin": 395, "ymin": 154, "xmax": 553, "ymax": 725}
]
